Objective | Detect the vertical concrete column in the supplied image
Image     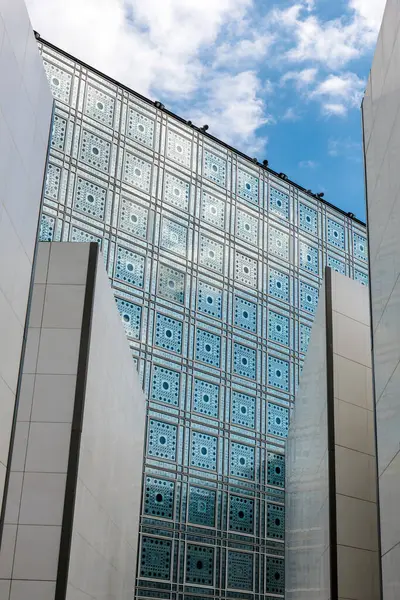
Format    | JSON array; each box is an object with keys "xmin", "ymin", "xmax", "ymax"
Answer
[
  {"xmin": 286, "ymin": 268, "xmax": 380, "ymax": 600},
  {"xmin": 362, "ymin": 1, "xmax": 400, "ymax": 596},
  {"xmin": 0, "ymin": 243, "xmax": 145, "ymax": 600}
]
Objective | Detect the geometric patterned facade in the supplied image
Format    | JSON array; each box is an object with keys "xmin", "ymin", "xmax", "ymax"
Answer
[{"xmin": 37, "ymin": 35, "xmax": 368, "ymax": 600}]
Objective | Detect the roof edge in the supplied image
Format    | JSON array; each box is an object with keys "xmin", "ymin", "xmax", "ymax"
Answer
[{"xmin": 34, "ymin": 31, "xmax": 366, "ymax": 228}]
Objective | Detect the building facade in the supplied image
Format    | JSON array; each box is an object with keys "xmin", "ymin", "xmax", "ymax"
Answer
[
  {"xmin": 0, "ymin": 0, "xmax": 53, "ymax": 525},
  {"xmin": 286, "ymin": 268, "xmax": 379, "ymax": 600},
  {"xmin": 36, "ymin": 35, "xmax": 368, "ymax": 600},
  {"xmin": 363, "ymin": 0, "xmax": 400, "ymax": 596},
  {"xmin": 0, "ymin": 242, "xmax": 145, "ymax": 600}
]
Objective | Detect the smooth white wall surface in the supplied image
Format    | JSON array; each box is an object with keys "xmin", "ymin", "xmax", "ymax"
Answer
[
  {"xmin": 363, "ymin": 2, "xmax": 400, "ymax": 597},
  {"xmin": 286, "ymin": 271, "xmax": 379, "ymax": 600},
  {"xmin": 286, "ymin": 279, "xmax": 330, "ymax": 600},
  {"xmin": 67, "ymin": 244, "xmax": 145, "ymax": 600},
  {"xmin": 331, "ymin": 271, "xmax": 379, "ymax": 600},
  {"xmin": 0, "ymin": 242, "xmax": 145, "ymax": 600},
  {"xmin": 0, "ymin": 0, "xmax": 53, "ymax": 519},
  {"xmin": 0, "ymin": 243, "xmax": 88, "ymax": 600}
]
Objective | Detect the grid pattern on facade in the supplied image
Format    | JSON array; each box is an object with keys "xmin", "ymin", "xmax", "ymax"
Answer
[{"xmin": 38, "ymin": 39, "xmax": 368, "ymax": 600}]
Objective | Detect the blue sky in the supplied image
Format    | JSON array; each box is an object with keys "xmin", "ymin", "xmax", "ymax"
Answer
[{"xmin": 27, "ymin": 0, "xmax": 386, "ymax": 221}]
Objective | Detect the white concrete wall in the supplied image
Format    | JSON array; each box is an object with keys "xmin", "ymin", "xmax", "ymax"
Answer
[
  {"xmin": 0, "ymin": 0, "xmax": 53, "ymax": 526},
  {"xmin": 286, "ymin": 271, "xmax": 379, "ymax": 600},
  {"xmin": 67, "ymin": 244, "xmax": 145, "ymax": 600},
  {"xmin": 331, "ymin": 271, "xmax": 379, "ymax": 600},
  {"xmin": 363, "ymin": 1, "xmax": 400, "ymax": 597},
  {"xmin": 286, "ymin": 279, "xmax": 330, "ymax": 600},
  {"xmin": 0, "ymin": 243, "xmax": 89, "ymax": 600},
  {"xmin": 0, "ymin": 242, "xmax": 145, "ymax": 600}
]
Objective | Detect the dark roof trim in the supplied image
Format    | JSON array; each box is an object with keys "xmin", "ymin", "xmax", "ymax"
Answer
[
  {"xmin": 35, "ymin": 31, "xmax": 366, "ymax": 228},
  {"xmin": 55, "ymin": 242, "xmax": 98, "ymax": 600},
  {"xmin": 325, "ymin": 266, "xmax": 339, "ymax": 600}
]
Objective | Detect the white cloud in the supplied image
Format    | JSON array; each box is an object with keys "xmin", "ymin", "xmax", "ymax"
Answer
[
  {"xmin": 350, "ymin": 0, "xmax": 386, "ymax": 32},
  {"xmin": 191, "ymin": 71, "xmax": 270, "ymax": 153},
  {"xmin": 303, "ymin": 0, "xmax": 315, "ymax": 11},
  {"xmin": 281, "ymin": 67, "xmax": 318, "ymax": 88},
  {"xmin": 328, "ymin": 137, "xmax": 362, "ymax": 161},
  {"xmin": 271, "ymin": 0, "xmax": 383, "ymax": 70},
  {"xmin": 214, "ymin": 34, "xmax": 274, "ymax": 67},
  {"xmin": 314, "ymin": 73, "xmax": 362, "ymax": 98},
  {"xmin": 280, "ymin": 69, "xmax": 364, "ymax": 118},
  {"xmin": 25, "ymin": 0, "xmax": 384, "ymax": 158},
  {"xmin": 282, "ymin": 107, "xmax": 300, "ymax": 121},
  {"xmin": 310, "ymin": 72, "xmax": 365, "ymax": 114},
  {"xmin": 128, "ymin": 0, "xmax": 251, "ymax": 61},
  {"xmin": 288, "ymin": 18, "xmax": 359, "ymax": 68},
  {"xmin": 263, "ymin": 79, "xmax": 275, "ymax": 95},
  {"xmin": 299, "ymin": 160, "xmax": 318, "ymax": 168},
  {"xmin": 26, "ymin": 0, "xmax": 273, "ymax": 155},
  {"xmin": 323, "ymin": 103, "xmax": 347, "ymax": 116},
  {"xmin": 27, "ymin": 0, "xmax": 251, "ymax": 96}
]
